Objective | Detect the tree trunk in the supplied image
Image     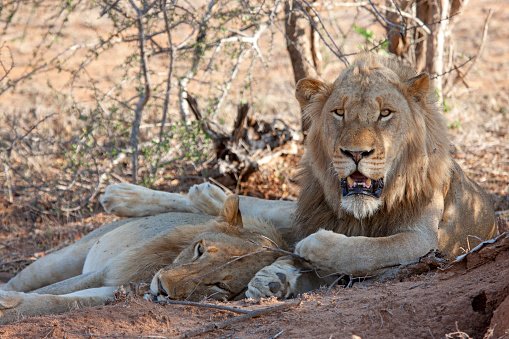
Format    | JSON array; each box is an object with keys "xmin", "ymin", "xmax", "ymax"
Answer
[{"xmin": 284, "ymin": 0, "xmax": 319, "ymax": 136}]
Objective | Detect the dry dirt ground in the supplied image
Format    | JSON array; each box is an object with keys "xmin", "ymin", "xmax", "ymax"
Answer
[
  {"xmin": 0, "ymin": 0, "xmax": 508, "ymax": 338},
  {"xmin": 1, "ymin": 234, "xmax": 509, "ymax": 339}
]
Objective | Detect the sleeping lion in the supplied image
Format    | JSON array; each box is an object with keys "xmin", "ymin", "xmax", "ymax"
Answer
[
  {"xmin": 0, "ymin": 196, "xmax": 286, "ymax": 324},
  {"xmin": 101, "ymin": 55, "xmax": 497, "ymax": 299}
]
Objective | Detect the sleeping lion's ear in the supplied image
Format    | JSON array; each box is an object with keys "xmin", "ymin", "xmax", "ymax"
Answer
[
  {"xmin": 406, "ymin": 73, "xmax": 430, "ymax": 102},
  {"xmin": 219, "ymin": 196, "xmax": 243, "ymax": 228},
  {"xmin": 295, "ymin": 78, "xmax": 325, "ymax": 108}
]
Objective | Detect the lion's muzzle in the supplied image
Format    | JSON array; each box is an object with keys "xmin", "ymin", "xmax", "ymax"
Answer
[{"xmin": 340, "ymin": 171, "xmax": 384, "ymax": 198}]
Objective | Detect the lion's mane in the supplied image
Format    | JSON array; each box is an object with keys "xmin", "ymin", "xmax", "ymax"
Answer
[{"xmin": 293, "ymin": 55, "xmax": 453, "ymax": 242}]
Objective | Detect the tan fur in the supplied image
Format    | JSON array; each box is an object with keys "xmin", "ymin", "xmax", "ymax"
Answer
[
  {"xmin": 293, "ymin": 54, "xmax": 496, "ymax": 258},
  {"xmin": 87, "ymin": 55, "xmax": 497, "ymax": 299},
  {"xmin": 246, "ymin": 56, "xmax": 497, "ymax": 298},
  {"xmin": 0, "ymin": 197, "xmax": 286, "ymax": 323}
]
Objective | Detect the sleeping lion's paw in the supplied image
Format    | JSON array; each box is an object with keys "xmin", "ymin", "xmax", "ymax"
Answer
[
  {"xmin": 246, "ymin": 259, "xmax": 300, "ymax": 300},
  {"xmin": 100, "ymin": 183, "xmax": 153, "ymax": 217},
  {"xmin": 187, "ymin": 183, "xmax": 227, "ymax": 215},
  {"xmin": 295, "ymin": 230, "xmax": 347, "ymax": 272}
]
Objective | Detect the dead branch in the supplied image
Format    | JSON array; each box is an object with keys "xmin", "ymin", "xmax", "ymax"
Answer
[
  {"xmin": 3, "ymin": 113, "xmax": 58, "ymax": 158},
  {"xmin": 149, "ymin": 0, "xmax": 176, "ymax": 178},
  {"xmin": 368, "ymin": 0, "xmax": 406, "ymax": 33},
  {"xmin": 61, "ymin": 300, "xmax": 300, "ymax": 338},
  {"xmin": 178, "ymin": 0, "xmax": 216, "ymax": 122},
  {"xmin": 451, "ymin": 9, "xmax": 493, "ymax": 87},
  {"xmin": 0, "ymin": 43, "xmax": 14, "ymax": 83},
  {"xmin": 128, "ymin": 0, "xmax": 152, "ymax": 184},
  {"xmin": 185, "ymin": 94, "xmax": 259, "ymax": 182},
  {"xmin": 62, "ymin": 331, "xmax": 168, "ymax": 338},
  {"xmin": 430, "ymin": 56, "xmax": 474, "ymax": 80},
  {"xmin": 157, "ymin": 299, "xmax": 250, "ymax": 314},
  {"xmin": 292, "ymin": 0, "xmax": 349, "ymax": 66},
  {"xmin": 176, "ymin": 300, "xmax": 302, "ymax": 338}
]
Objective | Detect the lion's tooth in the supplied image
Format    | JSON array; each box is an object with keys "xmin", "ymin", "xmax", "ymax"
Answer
[
  {"xmin": 347, "ymin": 176, "xmax": 354, "ymax": 187},
  {"xmin": 366, "ymin": 178, "xmax": 372, "ymax": 188}
]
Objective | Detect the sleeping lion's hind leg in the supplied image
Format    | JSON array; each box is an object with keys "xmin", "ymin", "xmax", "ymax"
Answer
[
  {"xmin": 31, "ymin": 268, "xmax": 107, "ymax": 295},
  {"xmin": 0, "ymin": 286, "xmax": 117, "ymax": 324},
  {"xmin": 1, "ymin": 240, "xmax": 94, "ymax": 293}
]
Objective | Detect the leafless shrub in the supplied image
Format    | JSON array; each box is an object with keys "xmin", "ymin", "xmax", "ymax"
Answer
[{"xmin": 0, "ymin": 0, "xmax": 485, "ymax": 225}]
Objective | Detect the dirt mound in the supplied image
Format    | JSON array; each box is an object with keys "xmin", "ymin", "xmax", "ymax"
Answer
[{"xmin": 1, "ymin": 233, "xmax": 507, "ymax": 339}]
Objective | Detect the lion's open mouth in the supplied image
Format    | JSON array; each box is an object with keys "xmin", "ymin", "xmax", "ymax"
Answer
[{"xmin": 340, "ymin": 171, "xmax": 384, "ymax": 198}]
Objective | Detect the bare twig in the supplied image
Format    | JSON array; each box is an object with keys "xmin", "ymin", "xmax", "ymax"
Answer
[
  {"xmin": 430, "ymin": 56, "xmax": 474, "ymax": 80},
  {"xmin": 208, "ymin": 177, "xmax": 234, "ymax": 195},
  {"xmin": 452, "ymin": 9, "xmax": 493, "ymax": 86},
  {"xmin": 176, "ymin": 300, "xmax": 302, "ymax": 338},
  {"xmin": 156, "ymin": 299, "xmax": 250, "ymax": 314},
  {"xmin": 63, "ymin": 301, "xmax": 300, "ymax": 338},
  {"xmin": 292, "ymin": 0, "xmax": 348, "ymax": 66},
  {"xmin": 367, "ymin": 0, "xmax": 406, "ymax": 33},
  {"xmin": 4, "ymin": 113, "xmax": 58, "ymax": 158},
  {"xmin": 0, "ymin": 43, "xmax": 14, "ymax": 83},
  {"xmin": 62, "ymin": 331, "xmax": 168, "ymax": 338}
]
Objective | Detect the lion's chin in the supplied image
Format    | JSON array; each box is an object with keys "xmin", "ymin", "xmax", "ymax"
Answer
[{"xmin": 340, "ymin": 195, "xmax": 382, "ymax": 219}]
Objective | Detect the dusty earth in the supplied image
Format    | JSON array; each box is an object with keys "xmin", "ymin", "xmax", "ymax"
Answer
[
  {"xmin": 0, "ymin": 234, "xmax": 508, "ymax": 339},
  {"xmin": 0, "ymin": 0, "xmax": 508, "ymax": 338}
]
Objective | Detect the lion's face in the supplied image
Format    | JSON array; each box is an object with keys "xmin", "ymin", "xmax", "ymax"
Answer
[
  {"xmin": 298, "ymin": 56, "xmax": 441, "ymax": 220},
  {"xmin": 150, "ymin": 196, "xmax": 281, "ymax": 301},
  {"xmin": 150, "ymin": 231, "xmax": 279, "ymax": 301}
]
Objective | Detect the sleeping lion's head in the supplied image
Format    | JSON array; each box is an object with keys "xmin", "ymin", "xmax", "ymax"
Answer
[
  {"xmin": 150, "ymin": 196, "xmax": 284, "ymax": 301},
  {"xmin": 297, "ymin": 55, "xmax": 452, "ymax": 221}
]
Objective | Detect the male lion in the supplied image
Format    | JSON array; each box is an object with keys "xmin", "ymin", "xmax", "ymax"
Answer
[
  {"xmin": 101, "ymin": 55, "xmax": 497, "ymax": 299},
  {"xmin": 0, "ymin": 197, "xmax": 286, "ymax": 323}
]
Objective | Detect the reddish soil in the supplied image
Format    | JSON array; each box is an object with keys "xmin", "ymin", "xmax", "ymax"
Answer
[{"xmin": 0, "ymin": 234, "xmax": 508, "ymax": 339}]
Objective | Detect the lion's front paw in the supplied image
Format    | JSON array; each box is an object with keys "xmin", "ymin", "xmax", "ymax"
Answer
[
  {"xmin": 187, "ymin": 183, "xmax": 227, "ymax": 215},
  {"xmin": 100, "ymin": 183, "xmax": 154, "ymax": 217},
  {"xmin": 295, "ymin": 230, "xmax": 347, "ymax": 271},
  {"xmin": 246, "ymin": 260, "xmax": 300, "ymax": 300}
]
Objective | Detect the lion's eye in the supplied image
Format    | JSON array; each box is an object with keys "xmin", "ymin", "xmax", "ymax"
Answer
[
  {"xmin": 331, "ymin": 108, "xmax": 344, "ymax": 119},
  {"xmin": 380, "ymin": 109, "xmax": 392, "ymax": 118},
  {"xmin": 195, "ymin": 243, "xmax": 204, "ymax": 258}
]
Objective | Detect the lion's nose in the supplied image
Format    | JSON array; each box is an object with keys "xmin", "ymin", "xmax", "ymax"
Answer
[{"xmin": 341, "ymin": 149, "xmax": 374, "ymax": 163}]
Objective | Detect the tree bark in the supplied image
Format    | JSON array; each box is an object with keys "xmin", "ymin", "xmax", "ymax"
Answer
[
  {"xmin": 284, "ymin": 0, "xmax": 318, "ymax": 84},
  {"xmin": 284, "ymin": 0, "xmax": 319, "ymax": 136}
]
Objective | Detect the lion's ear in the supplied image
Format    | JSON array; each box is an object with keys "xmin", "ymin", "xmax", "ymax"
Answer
[
  {"xmin": 295, "ymin": 78, "xmax": 325, "ymax": 108},
  {"xmin": 218, "ymin": 196, "xmax": 243, "ymax": 228},
  {"xmin": 406, "ymin": 73, "xmax": 430, "ymax": 102}
]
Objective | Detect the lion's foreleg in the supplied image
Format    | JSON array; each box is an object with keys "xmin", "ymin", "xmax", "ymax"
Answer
[
  {"xmin": 295, "ymin": 229, "xmax": 439, "ymax": 276},
  {"xmin": 0, "ymin": 286, "xmax": 117, "ymax": 324}
]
